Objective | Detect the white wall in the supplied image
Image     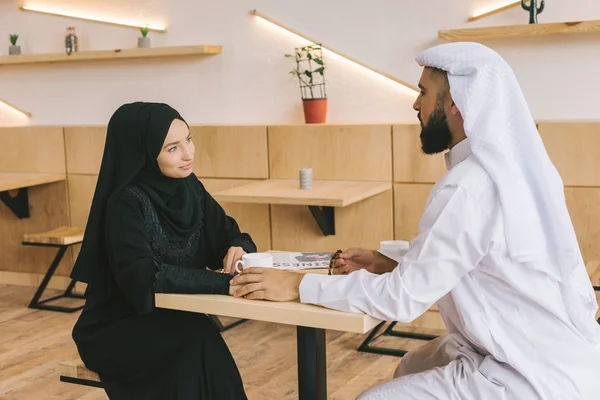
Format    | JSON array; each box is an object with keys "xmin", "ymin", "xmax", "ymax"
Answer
[{"xmin": 0, "ymin": 0, "xmax": 599, "ymax": 126}]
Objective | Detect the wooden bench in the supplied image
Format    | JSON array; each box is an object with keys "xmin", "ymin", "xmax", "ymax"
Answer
[
  {"xmin": 22, "ymin": 226, "xmax": 86, "ymax": 313},
  {"xmin": 59, "ymin": 359, "xmax": 103, "ymax": 388}
]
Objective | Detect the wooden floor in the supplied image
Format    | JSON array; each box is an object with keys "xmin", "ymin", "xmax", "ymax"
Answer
[{"xmin": 0, "ymin": 284, "xmax": 446, "ymax": 400}]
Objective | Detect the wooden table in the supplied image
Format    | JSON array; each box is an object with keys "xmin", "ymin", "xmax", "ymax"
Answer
[
  {"xmin": 0, "ymin": 172, "xmax": 66, "ymax": 219},
  {"xmin": 155, "ymin": 287, "xmax": 381, "ymax": 400},
  {"xmin": 213, "ymin": 179, "xmax": 392, "ymax": 236}
]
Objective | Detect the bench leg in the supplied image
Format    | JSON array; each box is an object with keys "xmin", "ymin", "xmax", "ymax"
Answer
[
  {"xmin": 28, "ymin": 245, "xmax": 85, "ymax": 313},
  {"xmin": 60, "ymin": 375, "xmax": 104, "ymax": 388},
  {"xmin": 357, "ymin": 321, "xmax": 438, "ymax": 357}
]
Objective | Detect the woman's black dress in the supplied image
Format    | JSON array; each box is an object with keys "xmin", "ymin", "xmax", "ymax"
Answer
[{"xmin": 72, "ymin": 183, "xmax": 256, "ymax": 400}]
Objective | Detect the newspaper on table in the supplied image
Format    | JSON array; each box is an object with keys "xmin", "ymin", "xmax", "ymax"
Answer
[{"xmin": 271, "ymin": 252, "xmax": 332, "ymax": 270}]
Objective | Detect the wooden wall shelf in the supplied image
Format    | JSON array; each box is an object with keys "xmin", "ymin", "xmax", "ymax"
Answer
[
  {"xmin": 439, "ymin": 19, "xmax": 600, "ymax": 41},
  {"xmin": 0, "ymin": 45, "xmax": 222, "ymax": 66}
]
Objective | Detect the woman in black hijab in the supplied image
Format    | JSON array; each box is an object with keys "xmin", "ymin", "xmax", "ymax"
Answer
[{"xmin": 70, "ymin": 102, "xmax": 255, "ymax": 399}]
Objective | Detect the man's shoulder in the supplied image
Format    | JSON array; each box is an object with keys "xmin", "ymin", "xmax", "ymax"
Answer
[{"xmin": 436, "ymin": 155, "xmax": 495, "ymax": 200}]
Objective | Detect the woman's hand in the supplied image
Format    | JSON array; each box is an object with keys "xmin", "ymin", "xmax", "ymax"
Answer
[{"xmin": 222, "ymin": 246, "xmax": 246, "ymax": 275}]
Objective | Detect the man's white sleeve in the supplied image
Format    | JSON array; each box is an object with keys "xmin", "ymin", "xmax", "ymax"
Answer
[{"xmin": 299, "ymin": 184, "xmax": 490, "ymax": 322}]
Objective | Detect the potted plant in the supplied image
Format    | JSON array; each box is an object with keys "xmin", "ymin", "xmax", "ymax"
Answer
[
  {"xmin": 138, "ymin": 25, "xmax": 150, "ymax": 48},
  {"xmin": 9, "ymin": 34, "xmax": 20, "ymax": 55},
  {"xmin": 285, "ymin": 44, "xmax": 327, "ymax": 123}
]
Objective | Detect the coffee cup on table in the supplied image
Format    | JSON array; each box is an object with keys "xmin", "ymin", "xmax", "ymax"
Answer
[
  {"xmin": 234, "ymin": 253, "xmax": 274, "ymax": 274},
  {"xmin": 378, "ymin": 240, "xmax": 409, "ymax": 260}
]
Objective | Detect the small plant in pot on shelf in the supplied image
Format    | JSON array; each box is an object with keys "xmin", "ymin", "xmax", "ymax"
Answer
[
  {"xmin": 138, "ymin": 25, "xmax": 150, "ymax": 48},
  {"xmin": 9, "ymin": 34, "xmax": 20, "ymax": 55},
  {"xmin": 285, "ymin": 44, "xmax": 327, "ymax": 124}
]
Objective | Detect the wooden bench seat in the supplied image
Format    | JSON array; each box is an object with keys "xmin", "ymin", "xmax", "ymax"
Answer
[
  {"xmin": 23, "ymin": 226, "xmax": 85, "ymax": 246},
  {"xmin": 22, "ymin": 226, "xmax": 86, "ymax": 312},
  {"xmin": 59, "ymin": 359, "xmax": 103, "ymax": 388}
]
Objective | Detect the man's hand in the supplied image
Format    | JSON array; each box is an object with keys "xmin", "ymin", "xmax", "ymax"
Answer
[
  {"xmin": 331, "ymin": 248, "xmax": 377, "ymax": 275},
  {"xmin": 229, "ymin": 268, "xmax": 304, "ymax": 301},
  {"xmin": 229, "ymin": 283, "xmax": 242, "ymax": 296},
  {"xmin": 222, "ymin": 246, "xmax": 246, "ymax": 275}
]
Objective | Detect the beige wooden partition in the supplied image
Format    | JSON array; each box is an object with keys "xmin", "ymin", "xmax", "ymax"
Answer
[
  {"xmin": 0, "ymin": 127, "xmax": 72, "ymax": 280},
  {"xmin": 392, "ymin": 123, "xmax": 600, "ymax": 263},
  {"xmin": 391, "ymin": 122, "xmax": 600, "ymax": 329},
  {"xmin": 393, "ymin": 124, "xmax": 446, "ymax": 241},
  {"xmin": 64, "ymin": 125, "xmax": 272, "ymax": 274},
  {"xmin": 267, "ymin": 124, "xmax": 394, "ymax": 251},
  {"xmin": 538, "ymin": 123, "xmax": 600, "ymax": 262},
  {"xmin": 392, "ymin": 124, "xmax": 447, "ymax": 330},
  {"xmin": 191, "ymin": 126, "xmax": 271, "ymax": 252}
]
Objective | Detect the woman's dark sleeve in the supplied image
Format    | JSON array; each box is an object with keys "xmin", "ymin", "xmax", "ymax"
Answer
[
  {"xmin": 202, "ymin": 185, "xmax": 258, "ymax": 270},
  {"xmin": 104, "ymin": 191, "xmax": 231, "ymax": 314}
]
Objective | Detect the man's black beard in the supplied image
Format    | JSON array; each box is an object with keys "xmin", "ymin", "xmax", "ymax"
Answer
[{"xmin": 420, "ymin": 107, "xmax": 453, "ymax": 155}]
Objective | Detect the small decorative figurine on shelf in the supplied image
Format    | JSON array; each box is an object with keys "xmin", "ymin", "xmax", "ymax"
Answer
[
  {"xmin": 138, "ymin": 25, "xmax": 150, "ymax": 48},
  {"xmin": 521, "ymin": 0, "xmax": 545, "ymax": 24},
  {"xmin": 65, "ymin": 26, "xmax": 78, "ymax": 55},
  {"xmin": 9, "ymin": 34, "xmax": 20, "ymax": 55}
]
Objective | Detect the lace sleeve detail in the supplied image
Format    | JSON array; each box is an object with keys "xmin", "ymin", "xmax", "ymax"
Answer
[{"xmin": 154, "ymin": 264, "xmax": 231, "ymax": 295}]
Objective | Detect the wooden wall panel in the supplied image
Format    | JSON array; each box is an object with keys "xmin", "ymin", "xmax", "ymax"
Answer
[
  {"xmin": 190, "ymin": 126, "xmax": 269, "ymax": 179},
  {"xmin": 201, "ymin": 178, "xmax": 271, "ymax": 252},
  {"xmin": 393, "ymin": 124, "xmax": 446, "ymax": 183},
  {"xmin": 586, "ymin": 261, "xmax": 600, "ymax": 286},
  {"xmin": 66, "ymin": 172, "xmax": 100, "ymax": 265},
  {"xmin": 393, "ymin": 184, "xmax": 600, "ymax": 263},
  {"xmin": 539, "ymin": 123, "xmax": 600, "ymax": 187},
  {"xmin": 268, "ymin": 125, "xmax": 392, "ymax": 181},
  {"xmin": 270, "ymin": 190, "xmax": 393, "ymax": 252},
  {"xmin": 0, "ymin": 181, "xmax": 72, "ymax": 276},
  {"xmin": 67, "ymin": 174, "xmax": 98, "ymax": 229},
  {"xmin": 0, "ymin": 127, "xmax": 65, "ymax": 173},
  {"xmin": 66, "ymin": 125, "xmax": 270, "ymax": 178},
  {"xmin": 394, "ymin": 183, "xmax": 433, "ymax": 241},
  {"xmin": 64, "ymin": 127, "xmax": 106, "ymax": 175},
  {"xmin": 565, "ymin": 187, "xmax": 600, "ymax": 263}
]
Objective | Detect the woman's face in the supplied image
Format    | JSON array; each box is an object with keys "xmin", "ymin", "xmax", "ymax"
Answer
[{"xmin": 157, "ymin": 119, "xmax": 195, "ymax": 178}]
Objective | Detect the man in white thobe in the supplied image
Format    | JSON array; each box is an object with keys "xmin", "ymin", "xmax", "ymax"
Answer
[{"xmin": 230, "ymin": 42, "xmax": 600, "ymax": 399}]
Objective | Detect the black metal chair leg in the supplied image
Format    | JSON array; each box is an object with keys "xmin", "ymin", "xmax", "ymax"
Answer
[
  {"xmin": 27, "ymin": 245, "xmax": 84, "ymax": 313},
  {"xmin": 28, "ymin": 246, "xmax": 67, "ymax": 309},
  {"xmin": 209, "ymin": 314, "xmax": 248, "ymax": 332},
  {"xmin": 63, "ymin": 279, "xmax": 85, "ymax": 299},
  {"xmin": 357, "ymin": 321, "xmax": 438, "ymax": 357}
]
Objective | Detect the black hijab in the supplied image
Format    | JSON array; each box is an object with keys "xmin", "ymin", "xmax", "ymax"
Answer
[{"xmin": 71, "ymin": 102, "xmax": 204, "ymax": 289}]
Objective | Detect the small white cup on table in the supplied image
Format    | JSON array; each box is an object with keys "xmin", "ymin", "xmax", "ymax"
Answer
[
  {"xmin": 378, "ymin": 240, "xmax": 409, "ymax": 262},
  {"xmin": 235, "ymin": 253, "xmax": 274, "ymax": 274}
]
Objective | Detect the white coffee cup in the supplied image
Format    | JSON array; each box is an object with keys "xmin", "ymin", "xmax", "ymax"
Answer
[
  {"xmin": 235, "ymin": 253, "xmax": 274, "ymax": 274},
  {"xmin": 379, "ymin": 240, "xmax": 409, "ymax": 260}
]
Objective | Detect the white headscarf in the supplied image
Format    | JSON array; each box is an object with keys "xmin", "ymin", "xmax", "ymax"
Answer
[{"xmin": 415, "ymin": 42, "xmax": 599, "ymax": 340}]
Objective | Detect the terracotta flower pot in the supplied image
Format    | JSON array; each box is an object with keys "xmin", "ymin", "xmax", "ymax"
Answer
[{"xmin": 302, "ymin": 98, "xmax": 327, "ymax": 124}]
